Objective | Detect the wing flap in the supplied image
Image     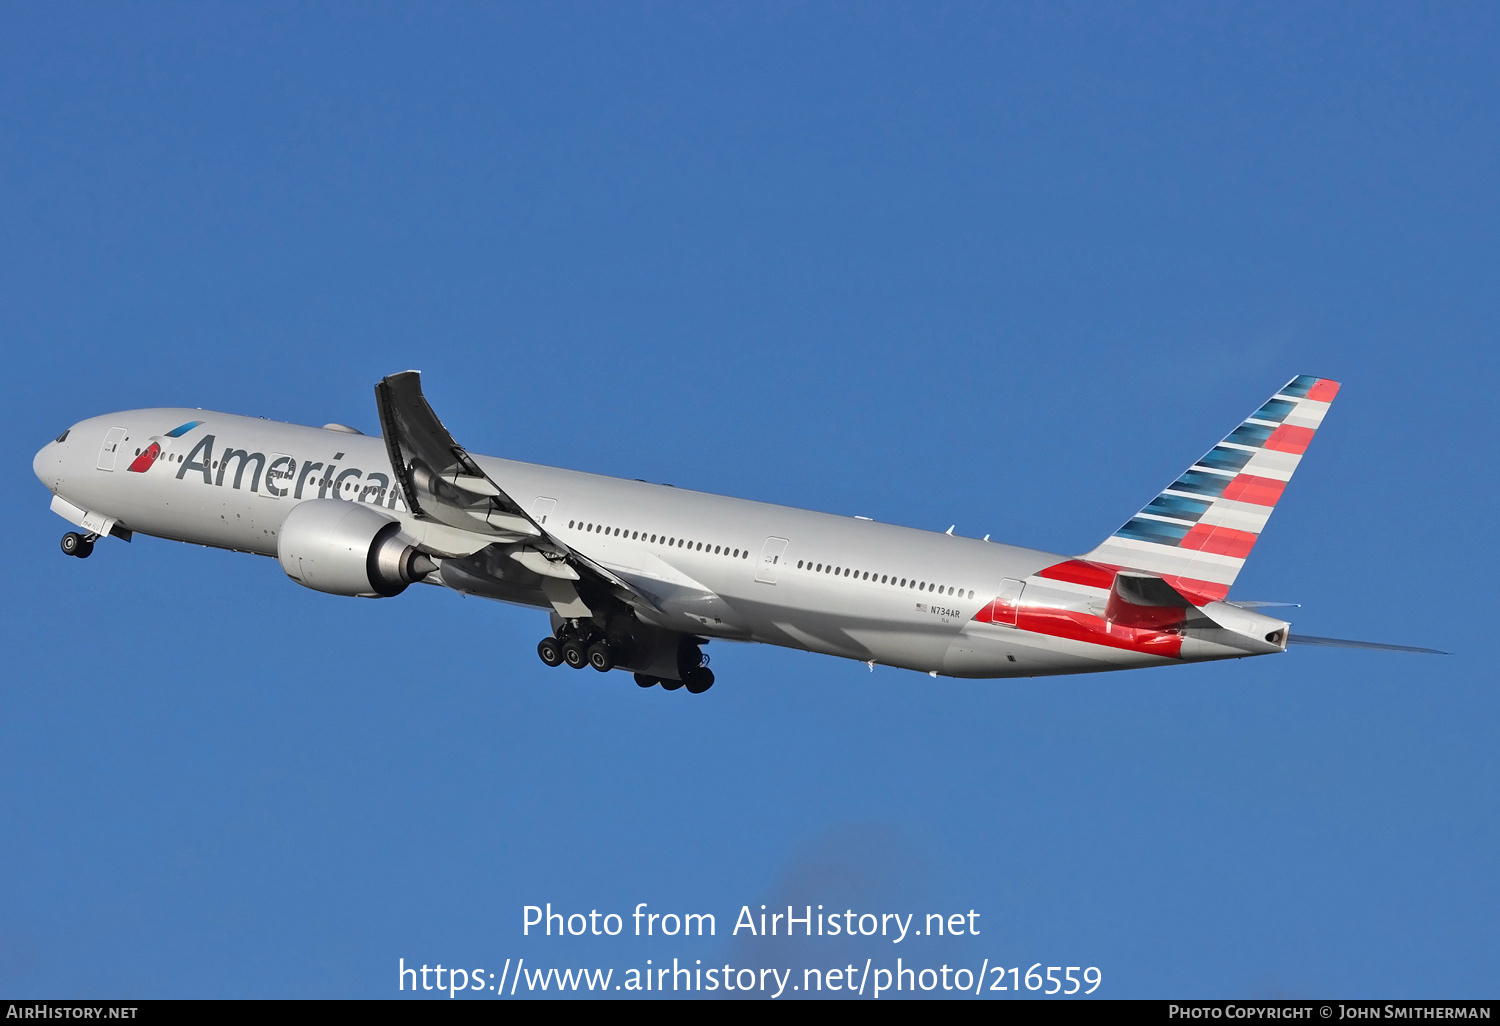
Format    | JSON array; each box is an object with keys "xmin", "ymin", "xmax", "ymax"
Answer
[{"xmin": 373, "ymin": 370, "xmax": 662, "ymax": 615}]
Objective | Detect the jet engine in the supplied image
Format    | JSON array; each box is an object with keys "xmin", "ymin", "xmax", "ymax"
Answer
[{"xmin": 277, "ymin": 499, "xmax": 435, "ymax": 597}]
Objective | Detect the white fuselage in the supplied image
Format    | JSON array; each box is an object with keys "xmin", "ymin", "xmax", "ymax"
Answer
[{"xmin": 34, "ymin": 407, "xmax": 1252, "ymax": 679}]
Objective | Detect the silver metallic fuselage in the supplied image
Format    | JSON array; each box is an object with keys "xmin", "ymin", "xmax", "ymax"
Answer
[{"xmin": 35, "ymin": 408, "xmax": 1255, "ymax": 679}]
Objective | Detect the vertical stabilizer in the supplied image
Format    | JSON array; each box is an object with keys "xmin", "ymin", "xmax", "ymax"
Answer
[{"xmin": 1076, "ymin": 375, "xmax": 1340, "ymax": 604}]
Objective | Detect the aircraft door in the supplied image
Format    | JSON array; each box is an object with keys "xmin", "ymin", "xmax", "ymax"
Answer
[
  {"xmin": 992, "ymin": 578, "xmax": 1026, "ymax": 626},
  {"xmin": 532, "ymin": 497, "xmax": 557, "ymax": 525},
  {"xmin": 96, "ymin": 427, "xmax": 127, "ymax": 471},
  {"xmin": 756, "ymin": 537, "xmax": 789, "ymax": 584}
]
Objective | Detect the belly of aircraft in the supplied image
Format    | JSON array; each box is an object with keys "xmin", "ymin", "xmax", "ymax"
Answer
[{"xmin": 941, "ymin": 621, "xmax": 1176, "ymax": 678}]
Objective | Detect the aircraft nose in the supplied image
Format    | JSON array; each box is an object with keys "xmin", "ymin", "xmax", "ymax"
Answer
[{"xmin": 34, "ymin": 428, "xmax": 69, "ymax": 488}]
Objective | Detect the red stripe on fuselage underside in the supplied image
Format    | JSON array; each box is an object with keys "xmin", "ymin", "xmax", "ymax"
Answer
[
  {"xmin": 1015, "ymin": 607, "xmax": 1183, "ymax": 658},
  {"xmin": 1306, "ymin": 379, "xmax": 1340, "ymax": 402},
  {"xmin": 127, "ymin": 443, "xmax": 159, "ymax": 473},
  {"xmin": 1221, "ymin": 474, "xmax": 1285, "ymax": 507},
  {"xmin": 1035, "ymin": 559, "xmax": 1117, "ymax": 589},
  {"xmin": 1263, "ymin": 424, "xmax": 1315, "ymax": 454},
  {"xmin": 1180, "ymin": 523, "xmax": 1258, "ymax": 559}
]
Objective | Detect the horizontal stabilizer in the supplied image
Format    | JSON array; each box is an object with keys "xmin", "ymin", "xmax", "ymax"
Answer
[{"xmin": 1288, "ymin": 634, "xmax": 1448, "ymax": 655}]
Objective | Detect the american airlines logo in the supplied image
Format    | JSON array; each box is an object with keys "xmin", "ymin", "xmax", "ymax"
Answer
[
  {"xmin": 125, "ymin": 420, "xmax": 201, "ymax": 473},
  {"xmin": 138, "ymin": 421, "xmax": 399, "ymax": 507}
]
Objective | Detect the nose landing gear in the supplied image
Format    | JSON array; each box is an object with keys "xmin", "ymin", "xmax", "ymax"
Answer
[{"xmin": 60, "ymin": 532, "xmax": 94, "ymax": 559}]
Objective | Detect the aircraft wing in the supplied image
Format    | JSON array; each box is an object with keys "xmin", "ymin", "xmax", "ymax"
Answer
[{"xmin": 374, "ymin": 370, "xmax": 660, "ymax": 612}]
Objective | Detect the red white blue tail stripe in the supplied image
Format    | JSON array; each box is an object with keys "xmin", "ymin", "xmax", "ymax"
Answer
[
  {"xmin": 1078, "ymin": 374, "xmax": 1339, "ymax": 604},
  {"xmin": 970, "ymin": 375, "xmax": 1337, "ymax": 661}
]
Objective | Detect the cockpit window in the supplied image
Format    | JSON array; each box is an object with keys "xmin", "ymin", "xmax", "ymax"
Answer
[{"xmin": 54, "ymin": 429, "xmax": 69, "ymax": 443}]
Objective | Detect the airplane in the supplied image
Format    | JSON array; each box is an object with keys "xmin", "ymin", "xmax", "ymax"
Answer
[{"xmin": 31, "ymin": 372, "xmax": 1442, "ymax": 693}]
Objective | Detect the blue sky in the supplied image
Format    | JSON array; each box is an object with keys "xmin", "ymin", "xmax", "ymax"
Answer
[{"xmin": 2, "ymin": 2, "xmax": 1495, "ymax": 999}]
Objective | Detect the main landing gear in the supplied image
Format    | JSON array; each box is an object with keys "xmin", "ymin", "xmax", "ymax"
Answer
[
  {"xmin": 634, "ymin": 667, "xmax": 714, "ymax": 694},
  {"xmin": 536, "ymin": 623, "xmax": 716, "ymax": 694},
  {"xmin": 537, "ymin": 624, "xmax": 622, "ymax": 674},
  {"xmin": 60, "ymin": 532, "xmax": 95, "ymax": 558}
]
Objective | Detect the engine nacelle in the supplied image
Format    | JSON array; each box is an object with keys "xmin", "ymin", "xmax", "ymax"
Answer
[{"xmin": 277, "ymin": 499, "xmax": 434, "ymax": 597}]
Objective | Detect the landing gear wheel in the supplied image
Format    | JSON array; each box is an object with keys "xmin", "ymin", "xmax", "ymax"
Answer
[
  {"xmin": 660, "ymin": 678, "xmax": 685, "ymax": 691},
  {"xmin": 685, "ymin": 667, "xmax": 715, "ymax": 694},
  {"xmin": 634, "ymin": 673, "xmax": 659, "ymax": 688},
  {"xmin": 586, "ymin": 643, "xmax": 615, "ymax": 672},
  {"xmin": 561, "ymin": 639, "xmax": 588, "ymax": 669},
  {"xmin": 61, "ymin": 532, "xmax": 92, "ymax": 558},
  {"xmin": 537, "ymin": 637, "xmax": 564, "ymax": 667}
]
